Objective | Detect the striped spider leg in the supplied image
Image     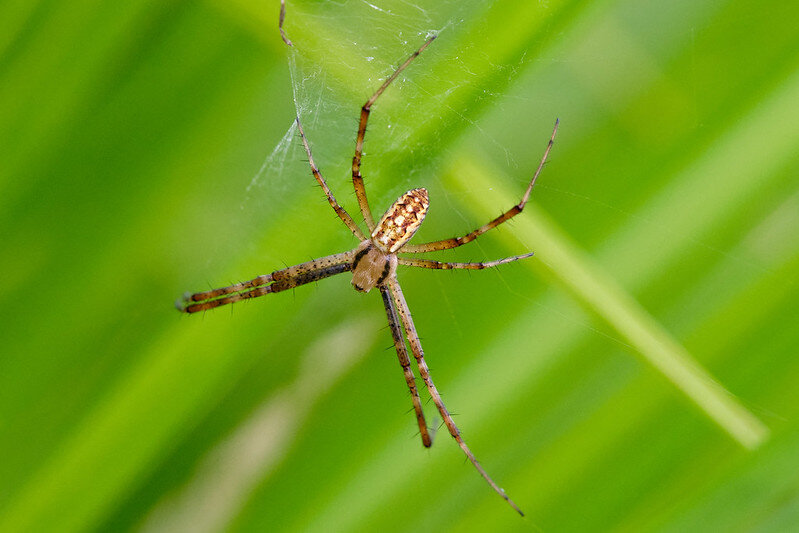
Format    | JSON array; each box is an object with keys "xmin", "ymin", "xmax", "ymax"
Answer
[
  {"xmin": 179, "ymin": 252, "xmax": 354, "ymax": 313},
  {"xmin": 179, "ymin": 24, "xmax": 559, "ymax": 516}
]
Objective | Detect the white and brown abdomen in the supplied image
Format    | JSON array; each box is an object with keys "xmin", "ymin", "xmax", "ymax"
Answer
[
  {"xmin": 350, "ymin": 188, "xmax": 429, "ymax": 293},
  {"xmin": 371, "ymin": 188, "xmax": 429, "ymax": 253}
]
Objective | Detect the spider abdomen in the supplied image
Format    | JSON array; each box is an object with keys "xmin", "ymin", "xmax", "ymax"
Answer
[{"xmin": 371, "ymin": 188, "xmax": 429, "ymax": 253}]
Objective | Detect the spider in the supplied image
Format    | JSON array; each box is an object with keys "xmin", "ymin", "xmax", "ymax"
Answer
[{"xmin": 179, "ymin": 30, "xmax": 557, "ymax": 516}]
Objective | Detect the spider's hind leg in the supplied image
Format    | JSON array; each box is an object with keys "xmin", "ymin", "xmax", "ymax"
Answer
[
  {"xmin": 402, "ymin": 119, "xmax": 558, "ymax": 254},
  {"xmin": 295, "ymin": 116, "xmax": 366, "ymax": 241},
  {"xmin": 351, "ymin": 35, "xmax": 437, "ymax": 231},
  {"xmin": 396, "ymin": 252, "xmax": 534, "ymax": 270}
]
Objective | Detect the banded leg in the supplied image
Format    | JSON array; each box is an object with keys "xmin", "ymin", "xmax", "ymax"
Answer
[
  {"xmin": 296, "ymin": 117, "xmax": 366, "ymax": 240},
  {"xmin": 179, "ymin": 251, "xmax": 354, "ymax": 313},
  {"xmin": 380, "ymin": 286, "xmax": 432, "ymax": 447},
  {"xmin": 278, "ymin": 0, "xmax": 292, "ymax": 46},
  {"xmin": 352, "ymin": 35, "xmax": 437, "ymax": 231},
  {"xmin": 183, "ymin": 274, "xmax": 273, "ymax": 305},
  {"xmin": 397, "ymin": 252, "xmax": 534, "ymax": 270},
  {"xmin": 387, "ymin": 276, "xmax": 524, "ymax": 516},
  {"xmin": 402, "ymin": 119, "xmax": 558, "ymax": 254}
]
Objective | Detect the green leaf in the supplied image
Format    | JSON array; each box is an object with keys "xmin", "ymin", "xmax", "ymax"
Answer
[{"xmin": 1, "ymin": 0, "xmax": 797, "ymax": 531}]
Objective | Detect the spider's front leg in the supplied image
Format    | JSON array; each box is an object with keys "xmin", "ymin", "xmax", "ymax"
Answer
[
  {"xmin": 178, "ymin": 251, "xmax": 354, "ymax": 313},
  {"xmin": 347, "ymin": 187, "xmax": 434, "ymax": 447},
  {"xmin": 348, "ymin": 239, "xmax": 431, "ymax": 449},
  {"xmin": 386, "ymin": 276, "xmax": 524, "ymax": 516},
  {"xmin": 380, "ymin": 285, "xmax": 432, "ymax": 448},
  {"xmin": 359, "ymin": 186, "xmax": 523, "ymax": 514}
]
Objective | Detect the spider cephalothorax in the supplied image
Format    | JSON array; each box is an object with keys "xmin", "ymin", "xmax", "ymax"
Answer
[
  {"xmin": 180, "ymin": 19, "xmax": 558, "ymax": 515},
  {"xmin": 351, "ymin": 188, "xmax": 429, "ymax": 292}
]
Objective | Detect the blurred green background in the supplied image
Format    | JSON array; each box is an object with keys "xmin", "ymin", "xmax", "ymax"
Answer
[{"xmin": 2, "ymin": 0, "xmax": 799, "ymax": 531}]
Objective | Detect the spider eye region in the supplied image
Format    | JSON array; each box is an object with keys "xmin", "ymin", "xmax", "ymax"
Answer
[{"xmin": 371, "ymin": 188, "xmax": 429, "ymax": 253}]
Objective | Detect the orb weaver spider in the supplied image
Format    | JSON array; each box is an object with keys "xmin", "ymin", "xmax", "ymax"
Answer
[{"xmin": 179, "ymin": 23, "xmax": 557, "ymax": 516}]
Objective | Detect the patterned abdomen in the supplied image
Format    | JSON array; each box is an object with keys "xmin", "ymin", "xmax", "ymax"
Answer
[{"xmin": 371, "ymin": 188, "xmax": 429, "ymax": 253}]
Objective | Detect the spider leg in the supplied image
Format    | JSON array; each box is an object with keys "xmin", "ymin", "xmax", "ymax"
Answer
[
  {"xmin": 402, "ymin": 119, "xmax": 558, "ymax": 254},
  {"xmin": 396, "ymin": 252, "xmax": 534, "ymax": 270},
  {"xmin": 352, "ymin": 35, "xmax": 437, "ymax": 231},
  {"xmin": 386, "ymin": 276, "xmax": 524, "ymax": 516},
  {"xmin": 179, "ymin": 251, "xmax": 354, "ymax": 313},
  {"xmin": 380, "ymin": 286, "xmax": 432, "ymax": 447},
  {"xmin": 278, "ymin": 0, "xmax": 292, "ymax": 46},
  {"xmin": 295, "ymin": 117, "xmax": 367, "ymax": 240}
]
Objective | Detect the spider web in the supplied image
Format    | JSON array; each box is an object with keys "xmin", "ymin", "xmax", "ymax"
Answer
[
  {"xmin": 236, "ymin": 2, "xmax": 784, "ymax": 413},
  {"xmin": 240, "ymin": 0, "xmax": 543, "ymax": 251},
  {"xmin": 229, "ymin": 0, "xmax": 774, "ymax": 367},
  {"xmin": 230, "ymin": 0, "xmax": 589, "ymax": 352},
  {"xmin": 251, "ymin": 0, "xmax": 772, "ymax": 288},
  {"xmin": 225, "ymin": 0, "xmax": 760, "ymax": 348},
  {"xmin": 155, "ymin": 2, "xmax": 785, "ymax": 529}
]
